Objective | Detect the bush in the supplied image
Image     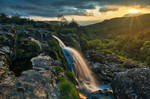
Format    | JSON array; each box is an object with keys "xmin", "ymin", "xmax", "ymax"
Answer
[
  {"xmin": 15, "ymin": 37, "xmax": 40, "ymax": 59},
  {"xmin": 48, "ymin": 38, "xmax": 67, "ymax": 68},
  {"xmin": 54, "ymin": 66, "xmax": 63, "ymax": 74},
  {"xmin": 65, "ymin": 70, "xmax": 76, "ymax": 84},
  {"xmin": 10, "ymin": 37, "xmax": 40, "ymax": 76},
  {"xmin": 57, "ymin": 74, "xmax": 65, "ymax": 81},
  {"xmin": 87, "ymin": 39, "xmax": 103, "ymax": 50},
  {"xmin": 59, "ymin": 79, "xmax": 79, "ymax": 99}
]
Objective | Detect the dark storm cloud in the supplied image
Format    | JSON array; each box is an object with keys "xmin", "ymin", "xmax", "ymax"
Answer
[
  {"xmin": 99, "ymin": 7, "xmax": 119, "ymax": 13},
  {"xmin": 0, "ymin": 0, "xmax": 150, "ymax": 17}
]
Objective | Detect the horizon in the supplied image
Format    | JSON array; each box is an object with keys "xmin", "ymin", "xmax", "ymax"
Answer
[{"xmin": 1, "ymin": 0, "xmax": 150, "ymax": 25}]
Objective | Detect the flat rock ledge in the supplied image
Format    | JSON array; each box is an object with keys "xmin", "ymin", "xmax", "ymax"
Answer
[{"xmin": 0, "ymin": 55, "xmax": 60, "ymax": 99}]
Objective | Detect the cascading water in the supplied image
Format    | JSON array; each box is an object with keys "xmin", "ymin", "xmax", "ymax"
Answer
[{"xmin": 53, "ymin": 35, "xmax": 99, "ymax": 93}]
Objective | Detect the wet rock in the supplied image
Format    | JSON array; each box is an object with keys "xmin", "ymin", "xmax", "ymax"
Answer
[
  {"xmin": 0, "ymin": 46, "xmax": 10, "ymax": 53},
  {"xmin": 88, "ymin": 89, "xmax": 115, "ymax": 99},
  {"xmin": 54, "ymin": 60, "xmax": 62, "ymax": 66},
  {"xmin": 112, "ymin": 68, "xmax": 150, "ymax": 99}
]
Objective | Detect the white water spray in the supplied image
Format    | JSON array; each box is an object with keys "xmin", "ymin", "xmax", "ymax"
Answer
[{"xmin": 53, "ymin": 35, "xmax": 99, "ymax": 92}]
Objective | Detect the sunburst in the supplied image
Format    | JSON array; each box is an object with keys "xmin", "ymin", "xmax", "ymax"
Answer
[{"xmin": 129, "ymin": 9, "xmax": 139, "ymax": 13}]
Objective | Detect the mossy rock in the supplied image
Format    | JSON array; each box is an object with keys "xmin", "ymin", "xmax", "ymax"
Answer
[{"xmin": 15, "ymin": 37, "xmax": 40, "ymax": 59}]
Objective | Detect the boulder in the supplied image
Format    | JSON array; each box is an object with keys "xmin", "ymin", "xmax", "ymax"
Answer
[
  {"xmin": 112, "ymin": 68, "xmax": 150, "ymax": 99},
  {"xmin": 0, "ymin": 55, "xmax": 60, "ymax": 99},
  {"xmin": 0, "ymin": 70, "xmax": 60, "ymax": 99},
  {"xmin": 31, "ymin": 54, "xmax": 54, "ymax": 70}
]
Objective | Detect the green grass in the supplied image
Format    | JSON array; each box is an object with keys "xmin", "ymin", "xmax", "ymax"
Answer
[{"xmin": 59, "ymin": 79, "xmax": 79, "ymax": 99}]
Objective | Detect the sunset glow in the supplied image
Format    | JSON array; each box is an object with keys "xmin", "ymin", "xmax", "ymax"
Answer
[{"xmin": 129, "ymin": 9, "xmax": 139, "ymax": 13}]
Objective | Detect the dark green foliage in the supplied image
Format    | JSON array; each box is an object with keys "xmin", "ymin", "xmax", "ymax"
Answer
[
  {"xmin": 0, "ymin": 13, "xmax": 9, "ymax": 23},
  {"xmin": 49, "ymin": 24, "xmax": 56, "ymax": 31},
  {"xmin": 68, "ymin": 20, "xmax": 79, "ymax": 28},
  {"xmin": 65, "ymin": 70, "xmax": 76, "ymax": 84},
  {"xmin": 59, "ymin": 79, "xmax": 79, "ymax": 99},
  {"xmin": 48, "ymin": 38, "xmax": 67, "ymax": 68},
  {"xmin": 0, "ymin": 13, "xmax": 34, "ymax": 25},
  {"xmin": 57, "ymin": 74, "xmax": 65, "ymax": 81},
  {"xmin": 10, "ymin": 37, "xmax": 40, "ymax": 76},
  {"xmin": 57, "ymin": 27, "xmax": 78, "ymax": 34},
  {"xmin": 82, "ymin": 14, "xmax": 150, "ymax": 66},
  {"xmin": 87, "ymin": 39, "xmax": 103, "ymax": 50},
  {"xmin": 54, "ymin": 66, "xmax": 63, "ymax": 75},
  {"xmin": 15, "ymin": 37, "xmax": 40, "ymax": 59},
  {"xmin": 0, "ymin": 34, "xmax": 10, "ymax": 45}
]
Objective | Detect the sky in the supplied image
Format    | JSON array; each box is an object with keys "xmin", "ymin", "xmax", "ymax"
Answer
[{"xmin": 1, "ymin": 0, "xmax": 150, "ymax": 25}]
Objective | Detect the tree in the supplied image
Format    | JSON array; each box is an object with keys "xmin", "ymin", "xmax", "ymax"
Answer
[
  {"xmin": 57, "ymin": 14, "xmax": 68, "ymax": 26},
  {"xmin": 87, "ymin": 39, "xmax": 103, "ymax": 50},
  {"xmin": 68, "ymin": 19, "xmax": 79, "ymax": 27}
]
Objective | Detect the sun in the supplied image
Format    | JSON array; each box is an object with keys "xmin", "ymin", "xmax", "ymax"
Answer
[{"xmin": 129, "ymin": 9, "xmax": 139, "ymax": 13}]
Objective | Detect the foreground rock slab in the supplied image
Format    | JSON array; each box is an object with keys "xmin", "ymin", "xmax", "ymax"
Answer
[{"xmin": 0, "ymin": 55, "xmax": 60, "ymax": 99}]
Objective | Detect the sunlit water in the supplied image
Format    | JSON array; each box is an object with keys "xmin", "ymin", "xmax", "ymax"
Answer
[{"xmin": 53, "ymin": 35, "xmax": 99, "ymax": 92}]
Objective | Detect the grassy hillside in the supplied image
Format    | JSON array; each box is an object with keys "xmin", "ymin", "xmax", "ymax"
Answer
[
  {"xmin": 85, "ymin": 14, "xmax": 150, "ymax": 39},
  {"xmin": 83, "ymin": 13, "xmax": 150, "ymax": 65}
]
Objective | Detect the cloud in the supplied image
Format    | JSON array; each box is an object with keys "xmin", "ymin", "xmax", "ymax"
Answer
[
  {"xmin": 0, "ymin": 0, "xmax": 150, "ymax": 17},
  {"xmin": 99, "ymin": 7, "xmax": 119, "ymax": 13}
]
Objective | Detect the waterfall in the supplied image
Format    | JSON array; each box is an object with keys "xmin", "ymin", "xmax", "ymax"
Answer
[{"xmin": 53, "ymin": 35, "xmax": 99, "ymax": 93}]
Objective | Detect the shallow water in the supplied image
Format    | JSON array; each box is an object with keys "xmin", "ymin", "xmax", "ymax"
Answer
[{"xmin": 99, "ymin": 83, "xmax": 112, "ymax": 90}]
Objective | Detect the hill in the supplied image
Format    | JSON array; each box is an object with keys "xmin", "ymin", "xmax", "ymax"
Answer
[
  {"xmin": 84, "ymin": 13, "xmax": 150, "ymax": 39},
  {"xmin": 82, "ymin": 13, "xmax": 150, "ymax": 65}
]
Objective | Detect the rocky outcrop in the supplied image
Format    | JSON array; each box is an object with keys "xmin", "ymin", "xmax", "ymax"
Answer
[
  {"xmin": 111, "ymin": 68, "xmax": 150, "ymax": 99},
  {"xmin": 89, "ymin": 50, "xmax": 146, "ymax": 82},
  {"xmin": 0, "ymin": 39, "xmax": 15, "ymax": 85},
  {"xmin": 91, "ymin": 62, "xmax": 126, "ymax": 82},
  {"xmin": 31, "ymin": 54, "xmax": 54, "ymax": 70},
  {"xmin": 0, "ymin": 55, "xmax": 60, "ymax": 99},
  {"xmin": 0, "ymin": 51, "xmax": 15, "ymax": 86}
]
